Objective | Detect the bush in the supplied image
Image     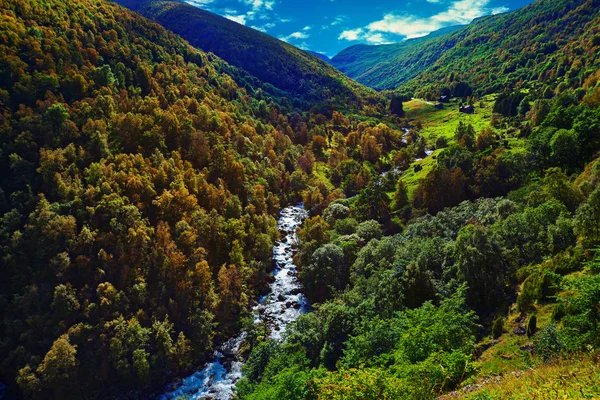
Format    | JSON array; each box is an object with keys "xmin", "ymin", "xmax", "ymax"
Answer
[
  {"xmin": 517, "ymin": 286, "xmax": 533, "ymax": 315},
  {"xmin": 356, "ymin": 220, "xmax": 383, "ymax": 242},
  {"xmin": 334, "ymin": 218, "xmax": 358, "ymax": 235},
  {"xmin": 551, "ymin": 302, "xmax": 566, "ymax": 321},
  {"xmin": 435, "ymin": 136, "xmax": 448, "ymax": 149},
  {"xmin": 323, "ymin": 203, "xmax": 350, "ymax": 224},
  {"xmin": 533, "ymin": 323, "xmax": 565, "ymax": 363},
  {"xmin": 527, "ymin": 314, "xmax": 537, "ymax": 337},
  {"xmin": 492, "ymin": 316, "xmax": 505, "ymax": 339}
]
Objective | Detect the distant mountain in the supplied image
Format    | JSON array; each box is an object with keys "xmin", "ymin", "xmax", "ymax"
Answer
[
  {"xmin": 333, "ymin": 0, "xmax": 600, "ymax": 97},
  {"xmin": 331, "ymin": 25, "xmax": 465, "ymax": 91},
  {"xmin": 114, "ymin": 0, "xmax": 376, "ymax": 110},
  {"xmin": 307, "ymin": 51, "xmax": 331, "ymax": 63},
  {"xmin": 404, "ymin": 0, "xmax": 600, "ymax": 98}
]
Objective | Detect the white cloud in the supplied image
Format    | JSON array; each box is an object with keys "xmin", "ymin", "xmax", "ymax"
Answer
[
  {"xmin": 339, "ymin": 0, "xmax": 505, "ymax": 43},
  {"xmin": 279, "ymin": 28, "xmax": 312, "ymax": 44},
  {"xmin": 184, "ymin": 0, "xmax": 215, "ymax": 7},
  {"xmin": 365, "ymin": 33, "xmax": 392, "ymax": 44},
  {"xmin": 367, "ymin": 14, "xmax": 439, "ymax": 38},
  {"xmin": 280, "ymin": 30, "xmax": 310, "ymax": 42},
  {"xmin": 332, "ymin": 15, "xmax": 347, "ymax": 26},
  {"xmin": 491, "ymin": 6, "xmax": 509, "ymax": 14},
  {"xmin": 225, "ymin": 14, "xmax": 247, "ymax": 24},
  {"xmin": 242, "ymin": 0, "xmax": 274, "ymax": 11},
  {"xmin": 339, "ymin": 28, "xmax": 364, "ymax": 41}
]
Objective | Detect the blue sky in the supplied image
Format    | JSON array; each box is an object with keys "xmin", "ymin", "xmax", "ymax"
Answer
[{"xmin": 185, "ymin": 0, "xmax": 535, "ymax": 57}]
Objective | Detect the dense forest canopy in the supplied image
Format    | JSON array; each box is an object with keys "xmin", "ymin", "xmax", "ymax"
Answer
[
  {"xmin": 332, "ymin": 0, "xmax": 600, "ymax": 98},
  {"xmin": 0, "ymin": 0, "xmax": 397, "ymax": 397},
  {"xmin": 1, "ymin": 0, "xmax": 600, "ymax": 398}
]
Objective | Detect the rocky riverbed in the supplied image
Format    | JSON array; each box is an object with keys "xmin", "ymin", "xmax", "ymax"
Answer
[{"xmin": 158, "ymin": 205, "xmax": 308, "ymax": 400}]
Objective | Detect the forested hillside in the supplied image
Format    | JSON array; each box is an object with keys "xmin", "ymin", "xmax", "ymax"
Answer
[
  {"xmin": 238, "ymin": 75, "xmax": 600, "ymax": 400},
  {"xmin": 333, "ymin": 0, "xmax": 600, "ymax": 99},
  {"xmin": 1, "ymin": 0, "xmax": 600, "ymax": 398},
  {"xmin": 114, "ymin": 0, "xmax": 372, "ymax": 110},
  {"xmin": 406, "ymin": 0, "xmax": 600, "ymax": 99},
  {"xmin": 331, "ymin": 25, "xmax": 464, "ymax": 90},
  {"xmin": 0, "ymin": 0, "xmax": 401, "ymax": 398},
  {"xmin": 234, "ymin": 0, "xmax": 600, "ymax": 398}
]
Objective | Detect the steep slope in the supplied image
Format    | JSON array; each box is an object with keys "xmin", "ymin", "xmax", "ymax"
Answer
[
  {"xmin": 307, "ymin": 51, "xmax": 331, "ymax": 64},
  {"xmin": 331, "ymin": 25, "xmax": 464, "ymax": 91},
  {"xmin": 0, "ymin": 0, "xmax": 389, "ymax": 398},
  {"xmin": 333, "ymin": 0, "xmax": 600, "ymax": 97},
  {"xmin": 114, "ymin": 0, "xmax": 376, "ymax": 109},
  {"xmin": 405, "ymin": 0, "xmax": 600, "ymax": 98}
]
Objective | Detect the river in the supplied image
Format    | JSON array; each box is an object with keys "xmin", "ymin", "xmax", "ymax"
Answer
[{"xmin": 158, "ymin": 205, "xmax": 309, "ymax": 400}]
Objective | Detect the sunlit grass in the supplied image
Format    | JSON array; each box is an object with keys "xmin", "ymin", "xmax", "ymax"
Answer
[{"xmin": 457, "ymin": 355, "xmax": 600, "ymax": 399}]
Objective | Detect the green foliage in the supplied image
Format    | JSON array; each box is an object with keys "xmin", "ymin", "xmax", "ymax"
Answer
[
  {"xmin": 301, "ymin": 244, "xmax": 346, "ymax": 303},
  {"xmin": 491, "ymin": 316, "xmax": 505, "ymax": 339},
  {"xmin": 45, "ymin": 104, "xmax": 70, "ymax": 129},
  {"xmin": 559, "ymin": 273, "xmax": 600, "ymax": 349},
  {"xmin": 438, "ymin": 144, "xmax": 473, "ymax": 172},
  {"xmin": 334, "ymin": 217, "xmax": 358, "ymax": 235},
  {"xmin": 493, "ymin": 92, "xmax": 527, "ymax": 117},
  {"xmin": 533, "ymin": 323, "xmax": 565, "ymax": 363},
  {"xmin": 355, "ymin": 220, "xmax": 383, "ymax": 242},
  {"xmin": 454, "ymin": 122, "xmax": 476, "ymax": 150},
  {"xmin": 3, "ymin": 0, "xmax": 600, "ymax": 398},
  {"xmin": 527, "ymin": 314, "xmax": 537, "ymax": 337},
  {"xmin": 575, "ymin": 187, "xmax": 600, "ymax": 246},
  {"xmin": 354, "ymin": 183, "xmax": 391, "ymax": 223},
  {"xmin": 331, "ymin": 25, "xmax": 464, "ymax": 90},
  {"xmin": 456, "ymin": 224, "xmax": 509, "ymax": 315},
  {"xmin": 0, "ymin": 0, "xmax": 393, "ymax": 396},
  {"xmin": 393, "ymin": 180, "xmax": 409, "ymax": 212}
]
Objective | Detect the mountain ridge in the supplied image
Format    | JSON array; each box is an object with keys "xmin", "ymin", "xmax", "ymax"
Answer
[
  {"xmin": 331, "ymin": 25, "xmax": 466, "ymax": 90},
  {"xmin": 331, "ymin": 0, "xmax": 600, "ymax": 97},
  {"xmin": 113, "ymin": 0, "xmax": 378, "ymax": 110}
]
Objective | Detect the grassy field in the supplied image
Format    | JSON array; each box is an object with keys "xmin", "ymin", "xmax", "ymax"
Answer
[
  {"xmin": 399, "ymin": 149, "xmax": 442, "ymax": 199},
  {"xmin": 399, "ymin": 95, "xmax": 528, "ymax": 198},
  {"xmin": 315, "ymin": 95, "xmax": 526, "ymax": 202},
  {"xmin": 450, "ymin": 356, "xmax": 600, "ymax": 399},
  {"xmin": 404, "ymin": 95, "xmax": 499, "ymax": 146}
]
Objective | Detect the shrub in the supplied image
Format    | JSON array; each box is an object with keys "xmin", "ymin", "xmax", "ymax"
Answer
[
  {"xmin": 527, "ymin": 314, "xmax": 537, "ymax": 337},
  {"xmin": 323, "ymin": 203, "xmax": 350, "ymax": 224},
  {"xmin": 533, "ymin": 323, "xmax": 565, "ymax": 363},
  {"xmin": 492, "ymin": 316, "xmax": 505, "ymax": 339},
  {"xmin": 356, "ymin": 220, "xmax": 383, "ymax": 242},
  {"xmin": 435, "ymin": 136, "xmax": 448, "ymax": 149},
  {"xmin": 334, "ymin": 218, "xmax": 358, "ymax": 235}
]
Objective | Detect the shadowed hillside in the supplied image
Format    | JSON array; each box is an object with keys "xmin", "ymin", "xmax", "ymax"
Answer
[{"xmin": 114, "ymin": 0, "xmax": 377, "ymax": 110}]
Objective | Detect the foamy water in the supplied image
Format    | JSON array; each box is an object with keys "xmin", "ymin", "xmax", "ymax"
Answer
[{"xmin": 158, "ymin": 205, "xmax": 308, "ymax": 399}]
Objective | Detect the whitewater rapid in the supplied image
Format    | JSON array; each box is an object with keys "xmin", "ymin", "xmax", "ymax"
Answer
[{"xmin": 158, "ymin": 205, "xmax": 308, "ymax": 399}]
